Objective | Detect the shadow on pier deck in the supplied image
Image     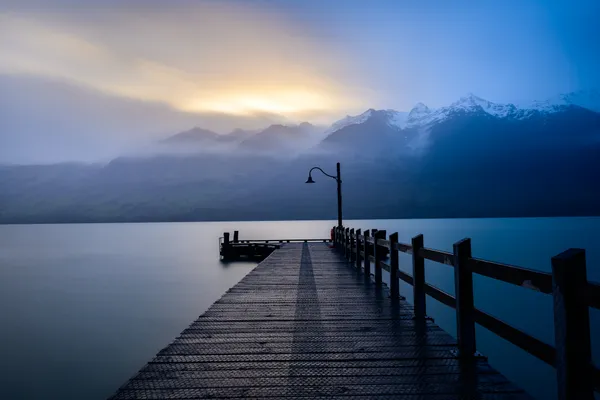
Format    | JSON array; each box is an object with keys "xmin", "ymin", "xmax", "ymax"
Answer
[{"xmin": 110, "ymin": 242, "xmax": 532, "ymax": 399}]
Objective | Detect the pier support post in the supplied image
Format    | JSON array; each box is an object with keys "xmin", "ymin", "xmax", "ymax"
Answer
[
  {"xmin": 389, "ymin": 232, "xmax": 400, "ymax": 298},
  {"xmin": 412, "ymin": 234, "xmax": 426, "ymax": 319},
  {"xmin": 355, "ymin": 229, "xmax": 362, "ymax": 269},
  {"xmin": 552, "ymin": 249, "xmax": 593, "ymax": 400},
  {"xmin": 374, "ymin": 230, "xmax": 386, "ymax": 286},
  {"xmin": 233, "ymin": 231, "xmax": 239, "ymax": 243},
  {"xmin": 453, "ymin": 238, "xmax": 476, "ymax": 358},
  {"xmin": 363, "ymin": 230, "xmax": 371, "ymax": 280}
]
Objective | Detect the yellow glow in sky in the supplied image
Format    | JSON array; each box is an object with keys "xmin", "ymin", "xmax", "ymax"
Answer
[
  {"xmin": 0, "ymin": 5, "xmax": 368, "ymax": 122},
  {"xmin": 184, "ymin": 91, "xmax": 332, "ymax": 116}
]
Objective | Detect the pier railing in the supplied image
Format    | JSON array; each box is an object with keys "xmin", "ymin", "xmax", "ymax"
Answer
[{"xmin": 334, "ymin": 225, "xmax": 600, "ymax": 400}]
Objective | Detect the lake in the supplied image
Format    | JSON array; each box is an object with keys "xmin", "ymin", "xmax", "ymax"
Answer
[{"xmin": 0, "ymin": 218, "xmax": 598, "ymax": 400}]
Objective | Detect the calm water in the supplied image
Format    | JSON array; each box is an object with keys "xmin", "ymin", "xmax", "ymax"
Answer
[{"xmin": 0, "ymin": 218, "xmax": 598, "ymax": 400}]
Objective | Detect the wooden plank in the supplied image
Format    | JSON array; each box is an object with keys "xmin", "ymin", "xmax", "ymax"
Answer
[{"xmin": 110, "ymin": 242, "xmax": 532, "ymax": 400}]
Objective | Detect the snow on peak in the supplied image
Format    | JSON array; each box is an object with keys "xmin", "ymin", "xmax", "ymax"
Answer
[
  {"xmin": 448, "ymin": 93, "xmax": 517, "ymax": 118},
  {"xmin": 523, "ymin": 90, "xmax": 600, "ymax": 113},
  {"xmin": 385, "ymin": 110, "xmax": 409, "ymax": 130},
  {"xmin": 324, "ymin": 109, "xmax": 375, "ymax": 135},
  {"xmin": 408, "ymin": 102, "xmax": 431, "ymax": 118},
  {"xmin": 324, "ymin": 90, "xmax": 600, "ymax": 137}
]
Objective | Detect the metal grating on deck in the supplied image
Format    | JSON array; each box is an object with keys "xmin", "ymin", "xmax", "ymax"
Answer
[{"xmin": 110, "ymin": 243, "xmax": 531, "ymax": 399}]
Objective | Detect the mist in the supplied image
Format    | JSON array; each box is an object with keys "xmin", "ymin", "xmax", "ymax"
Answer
[{"xmin": 0, "ymin": 75, "xmax": 290, "ymax": 164}]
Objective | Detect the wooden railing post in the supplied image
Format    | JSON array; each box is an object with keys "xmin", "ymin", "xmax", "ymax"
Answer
[
  {"xmin": 411, "ymin": 234, "xmax": 426, "ymax": 319},
  {"xmin": 453, "ymin": 238, "xmax": 476, "ymax": 357},
  {"xmin": 355, "ymin": 229, "xmax": 362, "ymax": 269},
  {"xmin": 389, "ymin": 232, "xmax": 400, "ymax": 299},
  {"xmin": 363, "ymin": 230, "xmax": 371, "ymax": 280},
  {"xmin": 371, "ymin": 229, "xmax": 377, "ymax": 259},
  {"xmin": 349, "ymin": 228, "xmax": 355, "ymax": 262},
  {"xmin": 551, "ymin": 249, "xmax": 593, "ymax": 400},
  {"xmin": 345, "ymin": 227, "xmax": 350, "ymax": 259},
  {"xmin": 233, "ymin": 230, "xmax": 239, "ymax": 243},
  {"xmin": 223, "ymin": 232, "xmax": 230, "ymax": 247},
  {"xmin": 374, "ymin": 230, "xmax": 386, "ymax": 286}
]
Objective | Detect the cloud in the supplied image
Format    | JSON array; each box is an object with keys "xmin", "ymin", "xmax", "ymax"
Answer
[
  {"xmin": 0, "ymin": 74, "xmax": 291, "ymax": 164},
  {"xmin": 0, "ymin": 4, "xmax": 368, "ymax": 120}
]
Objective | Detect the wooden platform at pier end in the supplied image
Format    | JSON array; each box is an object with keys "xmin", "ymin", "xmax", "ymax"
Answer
[{"xmin": 110, "ymin": 243, "xmax": 531, "ymax": 399}]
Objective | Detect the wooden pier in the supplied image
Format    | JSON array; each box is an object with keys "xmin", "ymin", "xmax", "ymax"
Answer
[{"xmin": 108, "ymin": 231, "xmax": 568, "ymax": 399}]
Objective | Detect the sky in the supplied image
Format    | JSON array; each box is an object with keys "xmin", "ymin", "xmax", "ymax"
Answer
[{"xmin": 1, "ymin": 0, "xmax": 599, "ymax": 163}]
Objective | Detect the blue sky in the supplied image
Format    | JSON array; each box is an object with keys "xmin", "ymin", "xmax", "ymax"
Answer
[
  {"xmin": 274, "ymin": 0, "xmax": 600, "ymax": 107},
  {"xmin": 0, "ymin": 0, "xmax": 598, "ymax": 163}
]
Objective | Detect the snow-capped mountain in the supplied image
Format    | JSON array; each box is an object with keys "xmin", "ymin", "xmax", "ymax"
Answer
[
  {"xmin": 323, "ymin": 109, "xmax": 409, "ymax": 135},
  {"xmin": 319, "ymin": 91, "xmax": 600, "ymax": 154},
  {"xmin": 323, "ymin": 90, "xmax": 600, "ymax": 135},
  {"xmin": 319, "ymin": 109, "xmax": 415, "ymax": 154},
  {"xmin": 522, "ymin": 90, "xmax": 600, "ymax": 113}
]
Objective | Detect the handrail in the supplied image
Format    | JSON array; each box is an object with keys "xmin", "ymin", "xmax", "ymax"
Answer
[
  {"xmin": 469, "ymin": 258, "xmax": 553, "ymax": 294},
  {"xmin": 472, "ymin": 308, "xmax": 556, "ymax": 366},
  {"xmin": 394, "ymin": 242, "xmax": 412, "ymax": 253},
  {"xmin": 335, "ymin": 225, "xmax": 599, "ymax": 397},
  {"xmin": 423, "ymin": 282, "xmax": 455, "ymax": 308},
  {"xmin": 420, "ymin": 248, "xmax": 454, "ymax": 265},
  {"xmin": 376, "ymin": 238, "xmax": 390, "ymax": 248}
]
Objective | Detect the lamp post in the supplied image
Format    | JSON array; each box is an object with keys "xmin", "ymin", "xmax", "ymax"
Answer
[{"xmin": 305, "ymin": 162, "xmax": 342, "ymax": 227}]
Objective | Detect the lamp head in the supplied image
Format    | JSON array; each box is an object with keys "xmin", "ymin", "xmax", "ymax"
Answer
[{"xmin": 305, "ymin": 174, "xmax": 315, "ymax": 184}]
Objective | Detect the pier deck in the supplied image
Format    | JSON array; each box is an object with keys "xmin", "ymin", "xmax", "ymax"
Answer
[{"xmin": 110, "ymin": 242, "xmax": 530, "ymax": 399}]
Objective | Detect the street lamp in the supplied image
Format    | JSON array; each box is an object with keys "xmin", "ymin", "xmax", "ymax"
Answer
[{"xmin": 305, "ymin": 162, "xmax": 343, "ymax": 227}]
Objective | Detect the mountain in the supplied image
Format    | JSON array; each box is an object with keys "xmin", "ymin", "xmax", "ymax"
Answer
[
  {"xmin": 224, "ymin": 128, "xmax": 258, "ymax": 142},
  {"xmin": 525, "ymin": 89, "xmax": 600, "ymax": 113},
  {"xmin": 1, "ymin": 90, "xmax": 599, "ymax": 224},
  {"xmin": 239, "ymin": 122, "xmax": 322, "ymax": 153},
  {"xmin": 320, "ymin": 109, "xmax": 414, "ymax": 154},
  {"xmin": 319, "ymin": 92, "xmax": 600, "ymax": 155},
  {"xmin": 161, "ymin": 127, "xmax": 220, "ymax": 144}
]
